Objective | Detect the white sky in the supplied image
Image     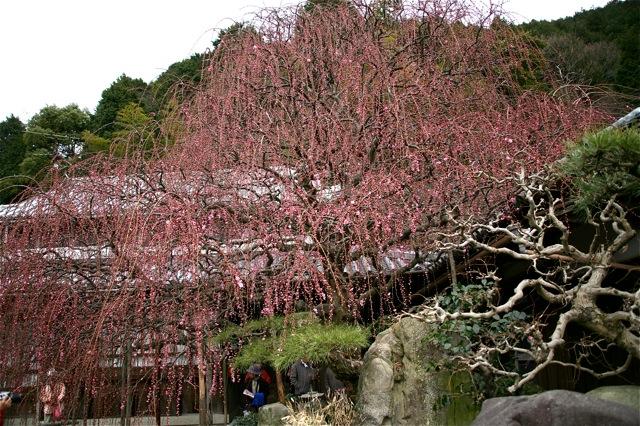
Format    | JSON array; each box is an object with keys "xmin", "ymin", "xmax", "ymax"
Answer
[{"xmin": 0, "ymin": 0, "xmax": 611, "ymax": 122}]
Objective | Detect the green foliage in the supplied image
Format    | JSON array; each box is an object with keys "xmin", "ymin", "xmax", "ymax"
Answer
[
  {"xmin": 229, "ymin": 412, "xmax": 258, "ymax": 426},
  {"xmin": 19, "ymin": 149, "xmax": 51, "ymax": 177},
  {"xmin": 213, "ymin": 315, "xmax": 288, "ymax": 344},
  {"xmin": 0, "ymin": 116, "xmax": 26, "ymax": 203},
  {"xmin": 424, "ymin": 280, "xmax": 532, "ymax": 402},
  {"xmin": 92, "ymin": 74, "xmax": 150, "ymax": 137},
  {"xmin": 429, "ymin": 280, "xmax": 529, "ymax": 357},
  {"xmin": 543, "ymin": 34, "xmax": 621, "ymax": 85},
  {"xmin": 559, "ymin": 128, "xmax": 640, "ymax": 217},
  {"xmin": 150, "ymin": 54, "xmax": 203, "ymax": 108},
  {"xmin": 0, "ymin": 115, "xmax": 26, "ymax": 175},
  {"xmin": 519, "ymin": 0, "xmax": 640, "ymax": 93},
  {"xmin": 80, "ymin": 131, "xmax": 110, "ymax": 156},
  {"xmin": 303, "ymin": 0, "xmax": 347, "ymax": 13},
  {"xmin": 234, "ymin": 338, "xmax": 275, "ymax": 370},
  {"xmin": 211, "ymin": 23, "xmax": 252, "ymax": 50},
  {"xmin": 503, "ymin": 29, "xmax": 551, "ymax": 93},
  {"xmin": 1, "ymin": 107, "xmax": 91, "ymax": 202},
  {"xmin": 113, "ymin": 102, "xmax": 153, "ymax": 140},
  {"xmin": 24, "ymin": 104, "xmax": 91, "ymax": 158},
  {"xmin": 370, "ymin": 0, "xmax": 403, "ymax": 24},
  {"xmin": 224, "ymin": 315, "xmax": 369, "ymax": 372},
  {"xmin": 270, "ymin": 323, "xmax": 369, "ymax": 371}
]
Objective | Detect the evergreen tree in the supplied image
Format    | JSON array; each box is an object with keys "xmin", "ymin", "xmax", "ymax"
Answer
[
  {"xmin": 150, "ymin": 54, "xmax": 203, "ymax": 109},
  {"xmin": 92, "ymin": 74, "xmax": 150, "ymax": 137},
  {"xmin": 24, "ymin": 104, "xmax": 91, "ymax": 158},
  {"xmin": 0, "ymin": 115, "xmax": 26, "ymax": 203}
]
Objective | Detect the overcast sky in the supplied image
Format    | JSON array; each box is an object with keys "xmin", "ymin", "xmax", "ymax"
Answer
[{"xmin": 0, "ymin": 0, "xmax": 610, "ymax": 122}]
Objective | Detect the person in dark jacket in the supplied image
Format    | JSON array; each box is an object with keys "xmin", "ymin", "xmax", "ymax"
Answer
[
  {"xmin": 318, "ymin": 366, "xmax": 345, "ymax": 397},
  {"xmin": 288, "ymin": 359, "xmax": 316, "ymax": 396}
]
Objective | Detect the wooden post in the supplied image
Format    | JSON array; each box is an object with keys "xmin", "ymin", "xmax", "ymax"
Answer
[
  {"xmin": 120, "ymin": 341, "xmax": 128, "ymax": 426},
  {"xmin": 198, "ymin": 339, "xmax": 208, "ymax": 426},
  {"xmin": 222, "ymin": 358, "xmax": 228, "ymax": 425},
  {"xmin": 70, "ymin": 382, "xmax": 81, "ymax": 426},
  {"xmin": 125, "ymin": 341, "xmax": 133, "ymax": 426},
  {"xmin": 35, "ymin": 374, "xmax": 41, "ymax": 424},
  {"xmin": 198, "ymin": 368, "xmax": 207, "ymax": 426},
  {"xmin": 275, "ymin": 370, "xmax": 286, "ymax": 404},
  {"xmin": 154, "ymin": 339, "xmax": 162, "ymax": 426},
  {"xmin": 206, "ymin": 362, "xmax": 213, "ymax": 423}
]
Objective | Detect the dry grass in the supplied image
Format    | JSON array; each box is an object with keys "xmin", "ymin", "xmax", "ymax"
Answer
[{"xmin": 283, "ymin": 394, "xmax": 356, "ymax": 426}]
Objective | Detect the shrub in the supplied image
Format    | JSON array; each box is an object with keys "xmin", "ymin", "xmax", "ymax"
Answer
[{"xmin": 560, "ymin": 128, "xmax": 640, "ymax": 217}]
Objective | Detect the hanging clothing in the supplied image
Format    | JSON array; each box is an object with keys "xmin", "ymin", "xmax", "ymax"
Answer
[{"xmin": 40, "ymin": 382, "xmax": 65, "ymax": 422}]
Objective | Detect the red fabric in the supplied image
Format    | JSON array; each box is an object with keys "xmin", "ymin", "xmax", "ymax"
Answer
[
  {"xmin": 53, "ymin": 405, "xmax": 63, "ymax": 420},
  {"xmin": 260, "ymin": 370, "xmax": 272, "ymax": 385},
  {"xmin": 244, "ymin": 369, "xmax": 272, "ymax": 384}
]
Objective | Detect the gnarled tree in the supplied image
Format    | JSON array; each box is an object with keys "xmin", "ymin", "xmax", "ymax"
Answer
[{"xmin": 413, "ymin": 127, "xmax": 639, "ymax": 394}]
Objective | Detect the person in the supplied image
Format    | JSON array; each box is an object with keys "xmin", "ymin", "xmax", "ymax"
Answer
[
  {"xmin": 288, "ymin": 358, "xmax": 316, "ymax": 396},
  {"xmin": 242, "ymin": 364, "xmax": 269, "ymax": 412},
  {"xmin": 0, "ymin": 395, "xmax": 11, "ymax": 426},
  {"xmin": 257, "ymin": 364, "xmax": 272, "ymax": 386},
  {"xmin": 318, "ymin": 366, "xmax": 345, "ymax": 397},
  {"xmin": 40, "ymin": 370, "xmax": 65, "ymax": 423}
]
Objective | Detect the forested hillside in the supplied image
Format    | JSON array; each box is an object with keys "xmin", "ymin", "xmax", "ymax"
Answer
[
  {"xmin": 518, "ymin": 0, "xmax": 639, "ymax": 94},
  {"xmin": 0, "ymin": 46, "xmax": 206, "ymax": 203}
]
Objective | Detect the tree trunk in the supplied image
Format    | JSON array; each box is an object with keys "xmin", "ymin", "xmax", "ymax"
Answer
[
  {"xmin": 154, "ymin": 383, "xmax": 161, "ymax": 426},
  {"xmin": 198, "ymin": 368, "xmax": 207, "ymax": 426},
  {"xmin": 223, "ymin": 358, "xmax": 228, "ymax": 425},
  {"xmin": 275, "ymin": 370, "xmax": 286, "ymax": 403},
  {"xmin": 198, "ymin": 339, "xmax": 208, "ymax": 426},
  {"xmin": 120, "ymin": 340, "xmax": 129, "ymax": 426},
  {"xmin": 448, "ymin": 249, "xmax": 457, "ymax": 286},
  {"xmin": 154, "ymin": 340, "xmax": 162, "ymax": 426},
  {"xmin": 125, "ymin": 341, "xmax": 133, "ymax": 426}
]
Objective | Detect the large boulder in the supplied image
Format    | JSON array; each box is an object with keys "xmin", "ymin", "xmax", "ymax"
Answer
[
  {"xmin": 356, "ymin": 317, "xmax": 477, "ymax": 425},
  {"xmin": 258, "ymin": 402, "xmax": 290, "ymax": 426},
  {"xmin": 587, "ymin": 385, "xmax": 640, "ymax": 411},
  {"xmin": 471, "ymin": 389, "xmax": 640, "ymax": 426}
]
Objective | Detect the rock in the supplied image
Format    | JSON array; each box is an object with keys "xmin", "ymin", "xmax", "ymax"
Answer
[
  {"xmin": 356, "ymin": 317, "xmax": 478, "ymax": 425},
  {"xmin": 587, "ymin": 385, "xmax": 640, "ymax": 411},
  {"xmin": 471, "ymin": 389, "xmax": 640, "ymax": 426},
  {"xmin": 258, "ymin": 402, "xmax": 290, "ymax": 426}
]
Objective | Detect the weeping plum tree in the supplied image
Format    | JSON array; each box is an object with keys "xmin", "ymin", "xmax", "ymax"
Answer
[
  {"xmin": 0, "ymin": 0, "xmax": 606, "ymax": 420},
  {"xmin": 170, "ymin": 1, "xmax": 606, "ymax": 318}
]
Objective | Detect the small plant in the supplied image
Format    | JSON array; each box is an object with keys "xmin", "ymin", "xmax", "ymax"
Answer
[
  {"xmin": 230, "ymin": 411, "xmax": 259, "ymax": 426},
  {"xmin": 428, "ymin": 280, "xmax": 529, "ymax": 357}
]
